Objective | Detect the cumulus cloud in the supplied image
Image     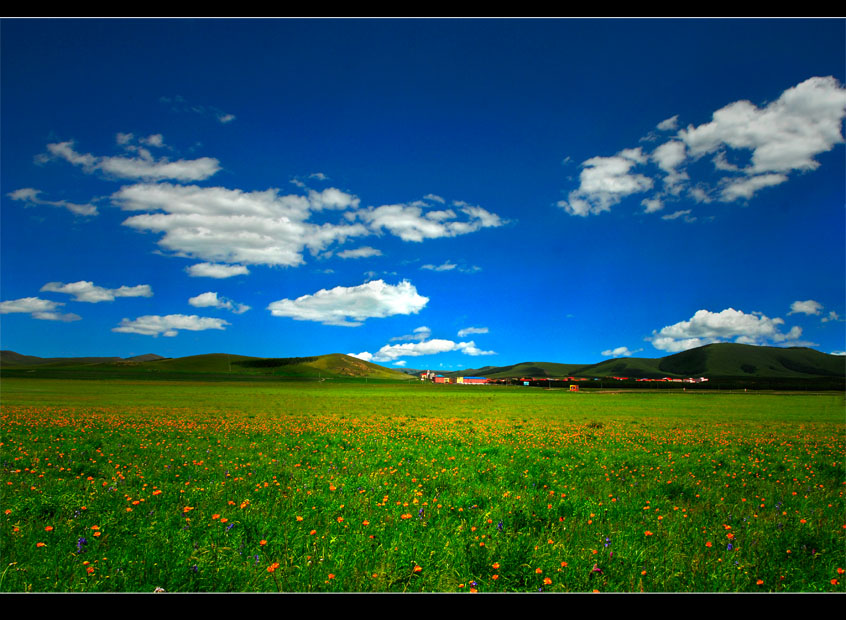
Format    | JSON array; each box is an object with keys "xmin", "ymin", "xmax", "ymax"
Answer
[
  {"xmin": 559, "ymin": 76, "xmax": 846, "ymax": 217},
  {"xmin": 8, "ymin": 187, "xmax": 98, "ymax": 216},
  {"xmin": 557, "ymin": 148, "xmax": 654, "ymax": 216},
  {"xmin": 0, "ymin": 296, "xmax": 81, "ymax": 321},
  {"xmin": 42, "ymin": 139, "xmax": 220, "ymax": 182},
  {"xmin": 267, "ymin": 279, "xmax": 428, "ymax": 327},
  {"xmin": 112, "ymin": 314, "xmax": 229, "ymax": 337},
  {"xmin": 647, "ymin": 307, "xmax": 805, "ymax": 352},
  {"xmin": 186, "ymin": 263, "xmax": 250, "ymax": 279},
  {"xmin": 114, "ymin": 183, "xmax": 368, "ymax": 267},
  {"xmin": 40, "ymin": 280, "xmax": 152, "ymax": 303},
  {"xmin": 188, "ymin": 291, "xmax": 250, "ymax": 314},
  {"xmin": 788, "ymin": 299, "xmax": 823, "ymax": 316}
]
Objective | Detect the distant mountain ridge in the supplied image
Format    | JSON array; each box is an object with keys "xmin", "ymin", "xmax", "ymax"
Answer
[{"xmin": 1, "ymin": 343, "xmax": 843, "ymax": 381}]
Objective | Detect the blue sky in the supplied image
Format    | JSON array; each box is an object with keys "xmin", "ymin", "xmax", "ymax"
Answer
[{"xmin": 2, "ymin": 18, "xmax": 844, "ymax": 370}]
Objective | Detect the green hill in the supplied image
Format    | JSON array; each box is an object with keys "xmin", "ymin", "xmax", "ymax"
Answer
[
  {"xmin": 0, "ymin": 351, "xmax": 412, "ymax": 382},
  {"xmin": 657, "ymin": 343, "xmax": 845, "ymax": 378}
]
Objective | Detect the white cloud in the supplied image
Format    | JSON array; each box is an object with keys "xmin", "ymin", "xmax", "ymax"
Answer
[
  {"xmin": 390, "ymin": 326, "xmax": 432, "ymax": 342},
  {"xmin": 421, "ymin": 261, "xmax": 457, "ymax": 272},
  {"xmin": 43, "ymin": 140, "xmax": 220, "ymax": 182},
  {"xmin": 188, "ymin": 291, "xmax": 250, "ymax": 314},
  {"xmin": 560, "ymin": 76, "xmax": 846, "ymax": 216},
  {"xmin": 680, "ymin": 76, "xmax": 846, "ymax": 174},
  {"xmin": 8, "ymin": 187, "xmax": 98, "ymax": 216},
  {"xmin": 648, "ymin": 307, "xmax": 804, "ymax": 352},
  {"xmin": 457, "ymin": 326, "xmax": 488, "ymax": 338},
  {"xmin": 558, "ymin": 148, "xmax": 654, "ymax": 216},
  {"xmin": 267, "ymin": 279, "xmax": 428, "ymax": 327},
  {"xmin": 186, "ymin": 263, "xmax": 250, "ymax": 279},
  {"xmin": 337, "ymin": 246, "xmax": 382, "ymax": 259},
  {"xmin": 788, "ymin": 299, "xmax": 823, "ymax": 316},
  {"xmin": 356, "ymin": 201, "xmax": 503, "ymax": 242},
  {"xmin": 362, "ymin": 338, "xmax": 495, "ymax": 362},
  {"xmin": 661, "ymin": 209, "xmax": 696, "ymax": 222},
  {"xmin": 657, "ymin": 115, "xmax": 679, "ymax": 131},
  {"xmin": 822, "ymin": 311, "xmax": 841, "ymax": 323},
  {"xmin": 40, "ymin": 280, "xmax": 152, "ymax": 303},
  {"xmin": 601, "ymin": 346, "xmax": 640, "ymax": 357},
  {"xmin": 114, "ymin": 183, "xmax": 368, "ymax": 267},
  {"xmin": 0, "ymin": 296, "xmax": 81, "ymax": 321},
  {"xmin": 112, "ymin": 314, "xmax": 229, "ymax": 337}
]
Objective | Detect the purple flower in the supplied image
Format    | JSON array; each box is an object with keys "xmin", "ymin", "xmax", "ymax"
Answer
[{"xmin": 76, "ymin": 537, "xmax": 87, "ymax": 553}]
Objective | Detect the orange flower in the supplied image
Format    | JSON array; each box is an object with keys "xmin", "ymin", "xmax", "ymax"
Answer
[
  {"xmin": 36, "ymin": 542, "xmax": 46, "ymax": 548},
  {"xmin": 309, "ymin": 529, "xmax": 317, "ymax": 535},
  {"xmin": 543, "ymin": 577, "xmax": 552, "ymax": 585},
  {"xmin": 832, "ymin": 579, "xmax": 839, "ymax": 586},
  {"xmin": 644, "ymin": 531, "xmax": 654, "ymax": 536},
  {"xmin": 296, "ymin": 515, "xmax": 303, "ymax": 521},
  {"xmin": 706, "ymin": 542, "xmax": 712, "ymax": 548},
  {"xmin": 492, "ymin": 574, "xmax": 499, "ymax": 580},
  {"xmin": 44, "ymin": 526, "xmax": 53, "ymax": 532},
  {"xmin": 492, "ymin": 563, "xmax": 500, "ymax": 570},
  {"xmin": 362, "ymin": 520, "xmax": 369, "ymax": 526},
  {"xmin": 328, "ymin": 573, "xmax": 335, "ymax": 580},
  {"xmin": 260, "ymin": 540, "xmax": 267, "ymax": 546},
  {"xmin": 87, "ymin": 566, "xmax": 95, "ymax": 574},
  {"xmin": 838, "ymin": 568, "xmax": 845, "ymax": 575},
  {"xmin": 535, "ymin": 568, "xmax": 543, "ymax": 574},
  {"xmin": 267, "ymin": 562, "xmax": 279, "ymax": 573},
  {"xmin": 756, "ymin": 579, "xmax": 764, "ymax": 585},
  {"xmin": 336, "ymin": 516, "xmax": 344, "ymax": 523},
  {"xmin": 561, "ymin": 562, "xmax": 568, "ymax": 568}
]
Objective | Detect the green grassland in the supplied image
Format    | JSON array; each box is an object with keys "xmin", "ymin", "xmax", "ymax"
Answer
[{"xmin": 1, "ymin": 377, "xmax": 843, "ymax": 593}]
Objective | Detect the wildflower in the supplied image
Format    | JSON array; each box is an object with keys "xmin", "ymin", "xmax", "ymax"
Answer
[
  {"xmin": 260, "ymin": 540, "xmax": 267, "ymax": 546},
  {"xmin": 492, "ymin": 574, "xmax": 499, "ymax": 580},
  {"xmin": 832, "ymin": 579, "xmax": 839, "ymax": 586},
  {"xmin": 267, "ymin": 562, "xmax": 279, "ymax": 573},
  {"xmin": 86, "ymin": 566, "xmax": 95, "ymax": 575},
  {"xmin": 77, "ymin": 537, "xmax": 87, "ymax": 553},
  {"xmin": 296, "ymin": 516, "xmax": 303, "ymax": 521},
  {"xmin": 591, "ymin": 564, "xmax": 603, "ymax": 575},
  {"xmin": 756, "ymin": 579, "xmax": 764, "ymax": 585},
  {"xmin": 706, "ymin": 542, "xmax": 712, "ymax": 548},
  {"xmin": 535, "ymin": 568, "xmax": 543, "ymax": 574},
  {"xmin": 413, "ymin": 565, "xmax": 423, "ymax": 573},
  {"xmin": 36, "ymin": 542, "xmax": 46, "ymax": 548},
  {"xmin": 328, "ymin": 573, "xmax": 335, "ymax": 580},
  {"xmin": 644, "ymin": 530, "xmax": 654, "ymax": 536},
  {"xmin": 44, "ymin": 526, "xmax": 53, "ymax": 532},
  {"xmin": 543, "ymin": 577, "xmax": 552, "ymax": 585},
  {"xmin": 492, "ymin": 563, "xmax": 500, "ymax": 570}
]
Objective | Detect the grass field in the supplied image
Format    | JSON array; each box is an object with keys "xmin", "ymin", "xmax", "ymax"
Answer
[{"xmin": 1, "ymin": 378, "xmax": 843, "ymax": 593}]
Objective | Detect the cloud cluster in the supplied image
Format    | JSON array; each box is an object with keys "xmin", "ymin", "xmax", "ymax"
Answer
[
  {"xmin": 559, "ymin": 76, "xmax": 846, "ymax": 217},
  {"xmin": 188, "ymin": 291, "xmax": 250, "ymax": 314},
  {"xmin": 112, "ymin": 183, "xmax": 503, "ymax": 269},
  {"xmin": 0, "ymin": 297, "xmax": 81, "ymax": 322},
  {"xmin": 40, "ymin": 281, "xmax": 152, "ymax": 303},
  {"xmin": 349, "ymin": 325, "xmax": 495, "ymax": 363},
  {"xmin": 647, "ymin": 307, "xmax": 804, "ymax": 352},
  {"xmin": 267, "ymin": 279, "xmax": 428, "ymax": 327},
  {"xmin": 112, "ymin": 314, "xmax": 229, "ymax": 337},
  {"xmin": 350, "ymin": 338, "xmax": 495, "ymax": 363}
]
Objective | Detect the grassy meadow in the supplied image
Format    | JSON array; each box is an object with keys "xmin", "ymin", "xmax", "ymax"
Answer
[{"xmin": 1, "ymin": 377, "xmax": 844, "ymax": 593}]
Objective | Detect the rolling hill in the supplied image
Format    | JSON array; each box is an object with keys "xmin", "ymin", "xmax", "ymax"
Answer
[
  {"xmin": 1, "ymin": 343, "xmax": 843, "ymax": 383},
  {"xmin": 0, "ymin": 351, "xmax": 412, "ymax": 381}
]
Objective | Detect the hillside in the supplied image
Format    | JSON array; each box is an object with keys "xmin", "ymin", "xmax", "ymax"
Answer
[{"xmin": 0, "ymin": 351, "xmax": 412, "ymax": 382}]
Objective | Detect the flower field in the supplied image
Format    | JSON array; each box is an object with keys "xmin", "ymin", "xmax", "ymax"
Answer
[{"xmin": 1, "ymin": 378, "xmax": 843, "ymax": 592}]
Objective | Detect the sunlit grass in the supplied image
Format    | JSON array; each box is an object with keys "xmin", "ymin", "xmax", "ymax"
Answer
[{"xmin": 1, "ymin": 379, "xmax": 843, "ymax": 592}]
